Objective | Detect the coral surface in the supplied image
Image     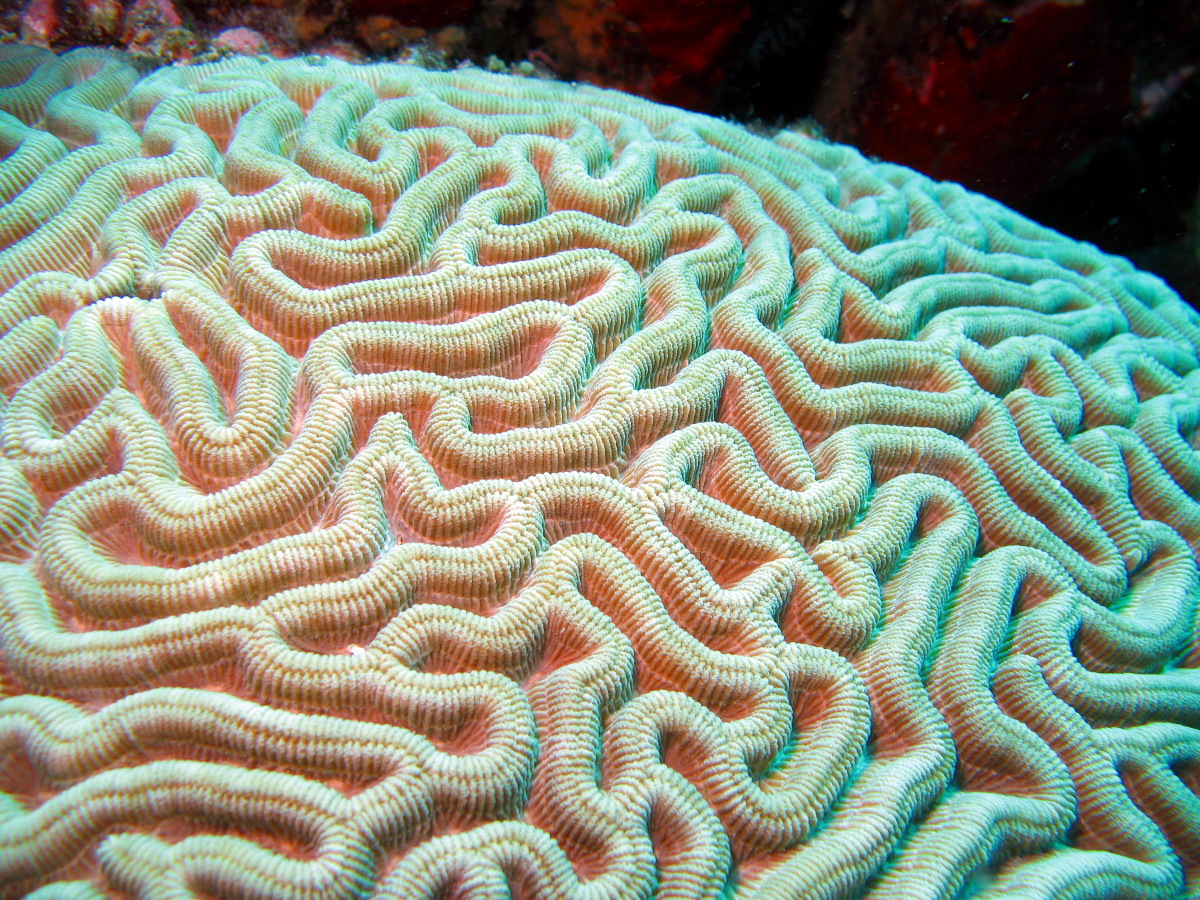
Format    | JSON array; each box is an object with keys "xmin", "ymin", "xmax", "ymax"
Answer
[{"xmin": 1, "ymin": 45, "xmax": 1200, "ymax": 900}]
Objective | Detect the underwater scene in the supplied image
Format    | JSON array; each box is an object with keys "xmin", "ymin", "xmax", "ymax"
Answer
[{"xmin": 0, "ymin": 2, "xmax": 1199, "ymax": 898}]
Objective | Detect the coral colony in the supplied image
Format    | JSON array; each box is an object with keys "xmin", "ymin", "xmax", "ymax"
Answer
[{"xmin": 2, "ymin": 45, "xmax": 1200, "ymax": 900}]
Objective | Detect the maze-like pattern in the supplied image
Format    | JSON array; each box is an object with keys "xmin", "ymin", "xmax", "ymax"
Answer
[{"xmin": 1, "ymin": 45, "xmax": 1199, "ymax": 900}]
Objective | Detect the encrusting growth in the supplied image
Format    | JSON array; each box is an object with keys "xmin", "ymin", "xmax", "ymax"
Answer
[{"xmin": 0, "ymin": 43, "xmax": 1198, "ymax": 900}]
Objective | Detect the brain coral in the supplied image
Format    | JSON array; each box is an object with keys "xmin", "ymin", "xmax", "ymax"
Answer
[{"xmin": 0, "ymin": 43, "xmax": 1199, "ymax": 900}]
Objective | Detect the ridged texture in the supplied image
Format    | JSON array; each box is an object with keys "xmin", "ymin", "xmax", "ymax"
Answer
[{"xmin": 1, "ymin": 43, "xmax": 1199, "ymax": 900}]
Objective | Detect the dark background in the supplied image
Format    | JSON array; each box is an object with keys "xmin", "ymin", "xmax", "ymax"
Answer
[{"xmin": 5, "ymin": 0, "xmax": 1198, "ymax": 307}]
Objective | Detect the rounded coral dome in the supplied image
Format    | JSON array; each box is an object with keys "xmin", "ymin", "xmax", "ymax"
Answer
[{"xmin": 1, "ymin": 45, "xmax": 1198, "ymax": 900}]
